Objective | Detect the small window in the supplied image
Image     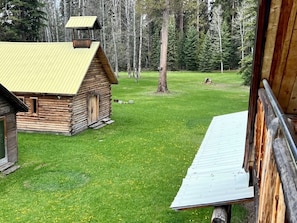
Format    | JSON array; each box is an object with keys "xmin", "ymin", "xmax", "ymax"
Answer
[{"xmin": 30, "ymin": 97, "xmax": 38, "ymax": 115}]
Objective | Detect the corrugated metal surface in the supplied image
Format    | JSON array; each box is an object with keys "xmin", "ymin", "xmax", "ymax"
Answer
[
  {"xmin": 65, "ymin": 16, "xmax": 99, "ymax": 29},
  {"xmin": 171, "ymin": 111, "xmax": 254, "ymax": 210},
  {"xmin": 0, "ymin": 41, "xmax": 100, "ymax": 95}
]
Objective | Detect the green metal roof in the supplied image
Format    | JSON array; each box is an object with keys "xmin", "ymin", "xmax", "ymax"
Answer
[
  {"xmin": 65, "ymin": 16, "xmax": 101, "ymax": 29},
  {"xmin": 0, "ymin": 41, "xmax": 113, "ymax": 95}
]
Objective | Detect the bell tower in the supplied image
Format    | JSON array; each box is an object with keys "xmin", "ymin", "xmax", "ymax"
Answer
[{"xmin": 65, "ymin": 16, "xmax": 101, "ymax": 48}]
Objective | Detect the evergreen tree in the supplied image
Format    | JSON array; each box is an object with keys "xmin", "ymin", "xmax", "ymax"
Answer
[
  {"xmin": 167, "ymin": 17, "xmax": 178, "ymax": 71},
  {"xmin": 198, "ymin": 32, "xmax": 212, "ymax": 72},
  {"xmin": 150, "ymin": 23, "xmax": 161, "ymax": 70},
  {"xmin": 222, "ymin": 20, "xmax": 233, "ymax": 70},
  {"xmin": 0, "ymin": 0, "xmax": 46, "ymax": 41},
  {"xmin": 184, "ymin": 26, "xmax": 198, "ymax": 70}
]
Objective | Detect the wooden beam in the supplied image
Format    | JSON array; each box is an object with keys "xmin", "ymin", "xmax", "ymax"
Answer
[
  {"xmin": 272, "ymin": 0, "xmax": 297, "ymax": 112},
  {"xmin": 244, "ymin": 0, "xmax": 272, "ymax": 171}
]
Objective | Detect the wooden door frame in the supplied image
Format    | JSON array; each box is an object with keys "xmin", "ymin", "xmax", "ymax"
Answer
[{"xmin": 88, "ymin": 94, "xmax": 100, "ymax": 125}]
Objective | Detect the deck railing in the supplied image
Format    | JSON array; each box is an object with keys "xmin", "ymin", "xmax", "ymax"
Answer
[{"xmin": 263, "ymin": 79, "xmax": 297, "ymax": 163}]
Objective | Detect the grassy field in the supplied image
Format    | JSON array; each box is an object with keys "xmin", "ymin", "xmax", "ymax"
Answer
[{"xmin": 0, "ymin": 71, "xmax": 250, "ymax": 222}]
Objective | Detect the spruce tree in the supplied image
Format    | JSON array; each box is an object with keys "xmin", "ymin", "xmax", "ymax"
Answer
[
  {"xmin": 150, "ymin": 23, "xmax": 161, "ymax": 70},
  {"xmin": 0, "ymin": 0, "xmax": 46, "ymax": 41},
  {"xmin": 222, "ymin": 20, "xmax": 233, "ymax": 70},
  {"xmin": 184, "ymin": 26, "xmax": 198, "ymax": 71},
  {"xmin": 167, "ymin": 17, "xmax": 178, "ymax": 71},
  {"xmin": 198, "ymin": 32, "xmax": 212, "ymax": 72}
]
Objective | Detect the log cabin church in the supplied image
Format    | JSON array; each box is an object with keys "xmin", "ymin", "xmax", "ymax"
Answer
[
  {"xmin": 0, "ymin": 16, "xmax": 118, "ymax": 136},
  {"xmin": 0, "ymin": 84, "xmax": 28, "ymax": 174}
]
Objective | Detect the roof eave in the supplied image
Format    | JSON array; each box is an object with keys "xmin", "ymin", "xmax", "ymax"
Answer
[
  {"xmin": 97, "ymin": 46, "xmax": 118, "ymax": 84},
  {"xmin": 0, "ymin": 84, "xmax": 28, "ymax": 112}
]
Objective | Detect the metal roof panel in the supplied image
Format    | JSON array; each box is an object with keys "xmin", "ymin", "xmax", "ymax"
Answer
[
  {"xmin": 65, "ymin": 16, "xmax": 100, "ymax": 29},
  {"xmin": 0, "ymin": 41, "xmax": 100, "ymax": 95},
  {"xmin": 171, "ymin": 111, "xmax": 254, "ymax": 210}
]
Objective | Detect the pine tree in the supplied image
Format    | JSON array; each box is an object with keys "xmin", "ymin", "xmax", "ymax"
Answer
[
  {"xmin": 198, "ymin": 32, "xmax": 212, "ymax": 72},
  {"xmin": 0, "ymin": 0, "xmax": 46, "ymax": 41},
  {"xmin": 184, "ymin": 26, "xmax": 198, "ymax": 71},
  {"xmin": 150, "ymin": 23, "xmax": 161, "ymax": 71},
  {"xmin": 167, "ymin": 17, "xmax": 178, "ymax": 71},
  {"xmin": 222, "ymin": 20, "xmax": 233, "ymax": 70},
  {"xmin": 16, "ymin": 0, "xmax": 46, "ymax": 41}
]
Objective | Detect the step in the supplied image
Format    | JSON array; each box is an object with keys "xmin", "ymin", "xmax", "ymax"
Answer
[
  {"xmin": 89, "ymin": 121, "xmax": 104, "ymax": 128},
  {"xmin": 102, "ymin": 118, "xmax": 111, "ymax": 122},
  {"xmin": 2, "ymin": 165, "xmax": 20, "ymax": 176},
  {"xmin": 105, "ymin": 120, "xmax": 114, "ymax": 125},
  {"xmin": 94, "ymin": 123, "xmax": 107, "ymax": 129},
  {"xmin": 0, "ymin": 162, "xmax": 15, "ymax": 172}
]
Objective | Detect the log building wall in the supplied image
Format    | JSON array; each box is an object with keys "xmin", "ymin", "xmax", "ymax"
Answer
[
  {"xmin": 253, "ymin": 89, "xmax": 297, "ymax": 222},
  {"xmin": 0, "ymin": 96, "xmax": 18, "ymax": 163}
]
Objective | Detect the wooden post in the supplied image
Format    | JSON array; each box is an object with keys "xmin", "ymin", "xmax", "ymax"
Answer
[{"xmin": 211, "ymin": 205, "xmax": 231, "ymax": 223}]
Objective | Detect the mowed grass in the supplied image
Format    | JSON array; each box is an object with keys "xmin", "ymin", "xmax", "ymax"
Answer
[{"xmin": 0, "ymin": 71, "xmax": 250, "ymax": 222}]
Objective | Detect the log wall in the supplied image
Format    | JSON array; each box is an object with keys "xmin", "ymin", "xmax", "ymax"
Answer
[
  {"xmin": 0, "ymin": 96, "xmax": 18, "ymax": 163},
  {"xmin": 71, "ymin": 55, "xmax": 112, "ymax": 135},
  {"xmin": 254, "ymin": 89, "xmax": 297, "ymax": 223},
  {"xmin": 17, "ymin": 95, "xmax": 72, "ymax": 135}
]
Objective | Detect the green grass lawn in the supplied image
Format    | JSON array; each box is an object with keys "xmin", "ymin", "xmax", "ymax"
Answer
[{"xmin": 0, "ymin": 71, "xmax": 250, "ymax": 222}]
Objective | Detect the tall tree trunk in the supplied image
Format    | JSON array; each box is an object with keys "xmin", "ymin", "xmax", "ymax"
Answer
[
  {"xmin": 125, "ymin": 0, "xmax": 132, "ymax": 77},
  {"xmin": 63, "ymin": 0, "xmax": 68, "ymax": 41},
  {"xmin": 100, "ymin": 0, "xmax": 106, "ymax": 51},
  {"xmin": 111, "ymin": 0, "xmax": 119, "ymax": 77},
  {"xmin": 53, "ymin": 0, "xmax": 59, "ymax": 42},
  {"xmin": 133, "ymin": 0, "xmax": 137, "ymax": 78},
  {"xmin": 196, "ymin": 0, "xmax": 200, "ymax": 36},
  {"xmin": 157, "ymin": 0, "xmax": 169, "ymax": 93},
  {"xmin": 214, "ymin": 6, "xmax": 223, "ymax": 73},
  {"xmin": 137, "ymin": 14, "xmax": 143, "ymax": 78}
]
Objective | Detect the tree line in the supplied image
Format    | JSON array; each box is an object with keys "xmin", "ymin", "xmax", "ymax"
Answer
[{"xmin": 0, "ymin": 0, "xmax": 257, "ymax": 86}]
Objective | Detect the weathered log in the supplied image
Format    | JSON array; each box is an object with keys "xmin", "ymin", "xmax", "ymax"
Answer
[{"xmin": 211, "ymin": 206, "xmax": 231, "ymax": 223}]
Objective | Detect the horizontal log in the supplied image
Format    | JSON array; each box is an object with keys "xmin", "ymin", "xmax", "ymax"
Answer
[
  {"xmin": 273, "ymin": 138, "xmax": 297, "ymax": 222},
  {"xmin": 211, "ymin": 205, "xmax": 231, "ymax": 223}
]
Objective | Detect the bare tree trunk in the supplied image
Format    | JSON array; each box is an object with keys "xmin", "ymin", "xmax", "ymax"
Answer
[
  {"xmin": 214, "ymin": 6, "xmax": 223, "ymax": 73},
  {"xmin": 111, "ymin": 0, "xmax": 119, "ymax": 77},
  {"xmin": 63, "ymin": 0, "xmax": 68, "ymax": 41},
  {"xmin": 53, "ymin": 0, "xmax": 59, "ymax": 42},
  {"xmin": 125, "ymin": 0, "xmax": 132, "ymax": 77},
  {"xmin": 196, "ymin": 0, "xmax": 199, "ymax": 36},
  {"xmin": 137, "ymin": 14, "xmax": 143, "ymax": 78},
  {"xmin": 132, "ymin": 0, "xmax": 137, "ymax": 79},
  {"xmin": 157, "ymin": 0, "xmax": 169, "ymax": 93},
  {"xmin": 100, "ymin": 0, "xmax": 106, "ymax": 51}
]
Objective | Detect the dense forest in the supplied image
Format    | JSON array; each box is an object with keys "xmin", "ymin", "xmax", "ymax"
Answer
[{"xmin": 0, "ymin": 0, "xmax": 257, "ymax": 85}]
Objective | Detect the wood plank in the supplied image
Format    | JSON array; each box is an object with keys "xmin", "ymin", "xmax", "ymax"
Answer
[
  {"xmin": 276, "ymin": 1, "xmax": 297, "ymax": 112},
  {"xmin": 244, "ymin": 0, "xmax": 275, "ymax": 171},
  {"xmin": 273, "ymin": 138, "xmax": 297, "ymax": 222},
  {"xmin": 261, "ymin": 0, "xmax": 282, "ymax": 81},
  {"xmin": 269, "ymin": 0, "xmax": 295, "ymax": 95}
]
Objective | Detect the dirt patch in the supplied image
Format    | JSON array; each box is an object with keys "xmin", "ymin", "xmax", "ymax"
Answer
[{"xmin": 243, "ymin": 201, "xmax": 256, "ymax": 223}]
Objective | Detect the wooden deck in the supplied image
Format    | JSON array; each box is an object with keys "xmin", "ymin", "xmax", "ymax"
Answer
[{"xmin": 171, "ymin": 111, "xmax": 254, "ymax": 210}]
